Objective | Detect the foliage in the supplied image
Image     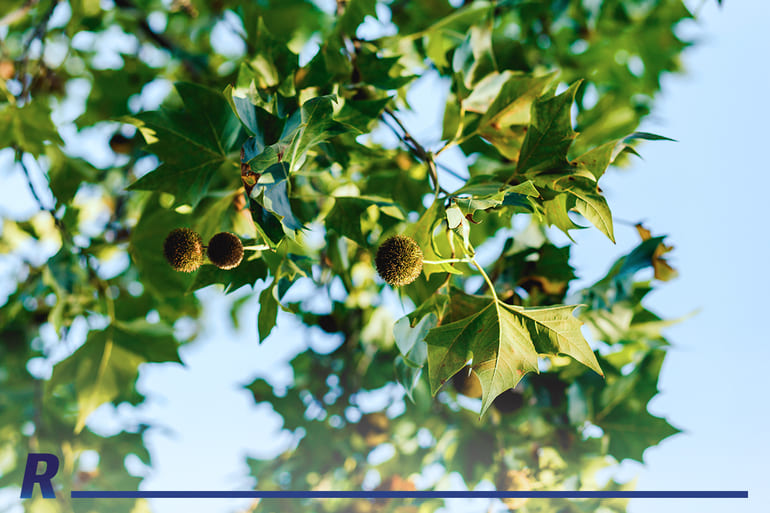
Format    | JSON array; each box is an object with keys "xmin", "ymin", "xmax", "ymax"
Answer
[{"xmin": 0, "ymin": 0, "xmax": 697, "ymax": 512}]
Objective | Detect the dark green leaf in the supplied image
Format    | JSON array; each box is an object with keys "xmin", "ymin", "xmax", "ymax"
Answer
[
  {"xmin": 516, "ymin": 81, "xmax": 581, "ymax": 175},
  {"xmin": 258, "ymin": 281, "xmax": 279, "ymax": 343},
  {"xmin": 127, "ymin": 82, "xmax": 243, "ymax": 207},
  {"xmin": 251, "ymin": 162, "xmax": 304, "ymax": 233}
]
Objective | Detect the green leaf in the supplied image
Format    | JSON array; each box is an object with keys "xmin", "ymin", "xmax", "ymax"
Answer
[
  {"xmin": 127, "ymin": 82, "xmax": 243, "ymax": 208},
  {"xmin": 480, "ymin": 72, "xmax": 555, "ymax": 127},
  {"xmin": 445, "ymin": 203, "xmax": 471, "ymax": 253},
  {"xmin": 128, "ymin": 196, "xmax": 198, "ymax": 297},
  {"xmin": 595, "ymin": 351, "xmax": 680, "ymax": 462},
  {"xmin": 450, "ymin": 179, "xmax": 539, "ymax": 217},
  {"xmin": 258, "ymin": 281, "xmax": 279, "ymax": 343},
  {"xmin": 278, "ymin": 95, "xmax": 348, "ymax": 171},
  {"xmin": 0, "ymin": 101, "xmax": 63, "ymax": 155},
  {"xmin": 46, "ymin": 146, "xmax": 99, "ymax": 206},
  {"xmin": 600, "ymin": 407, "xmax": 680, "ymax": 462},
  {"xmin": 48, "ymin": 321, "xmax": 181, "ymax": 433},
  {"xmin": 226, "ymin": 84, "xmax": 285, "ymax": 143},
  {"xmin": 516, "ymin": 81, "xmax": 581, "ymax": 175},
  {"xmin": 426, "ymin": 289, "xmax": 600, "ymax": 416},
  {"xmin": 572, "ymin": 131, "xmax": 674, "ymax": 181},
  {"xmin": 425, "ymin": 296, "xmax": 539, "ymax": 416},
  {"xmin": 395, "ymin": 355, "xmax": 423, "ymax": 402},
  {"xmin": 189, "ymin": 256, "xmax": 268, "ymax": 294},
  {"xmin": 251, "ymin": 162, "xmax": 304, "ymax": 233},
  {"xmin": 406, "ymin": 200, "xmax": 464, "ymax": 278},
  {"xmin": 582, "ymin": 236, "xmax": 669, "ymax": 310},
  {"xmin": 242, "ymin": 18, "xmax": 298, "ymax": 95},
  {"xmin": 419, "ymin": 1, "xmax": 494, "ymax": 67},
  {"xmin": 555, "ymin": 176, "xmax": 615, "ymax": 243},
  {"xmin": 75, "ymin": 56, "xmax": 157, "ymax": 128},
  {"xmin": 335, "ymin": 97, "xmax": 392, "ymax": 133},
  {"xmin": 407, "ymin": 293, "xmax": 449, "ymax": 327},
  {"xmin": 356, "ymin": 47, "xmax": 417, "ymax": 91},
  {"xmin": 502, "ymin": 303, "xmax": 603, "ymax": 377},
  {"xmin": 336, "ymin": 0, "xmax": 377, "ymax": 35},
  {"xmin": 111, "ymin": 319, "xmax": 182, "ymax": 364},
  {"xmin": 541, "ymin": 194, "xmax": 583, "ymax": 241},
  {"xmin": 393, "ymin": 313, "xmax": 435, "ymax": 362},
  {"xmin": 452, "ymin": 24, "xmax": 497, "ymax": 88},
  {"xmin": 326, "ymin": 196, "xmax": 404, "ymax": 247}
]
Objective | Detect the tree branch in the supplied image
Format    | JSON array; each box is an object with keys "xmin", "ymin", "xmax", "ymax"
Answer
[
  {"xmin": 114, "ymin": 0, "xmax": 205, "ymax": 79},
  {"xmin": 381, "ymin": 108, "xmax": 445, "ymax": 196},
  {"xmin": 15, "ymin": 148, "xmax": 68, "ymax": 236},
  {"xmin": 16, "ymin": 0, "xmax": 59, "ymax": 101},
  {"xmin": 16, "ymin": 149, "xmax": 50, "ymax": 213},
  {"xmin": 384, "ymin": 108, "xmax": 430, "ymax": 160}
]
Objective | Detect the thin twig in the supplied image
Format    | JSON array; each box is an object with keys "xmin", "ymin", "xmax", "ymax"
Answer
[
  {"xmin": 16, "ymin": 149, "xmax": 50, "ymax": 212},
  {"xmin": 381, "ymin": 109, "xmax": 445, "ymax": 195},
  {"xmin": 436, "ymin": 161, "xmax": 467, "ymax": 181},
  {"xmin": 614, "ymin": 216, "xmax": 645, "ymax": 227},
  {"xmin": 17, "ymin": 0, "xmax": 59, "ymax": 101},
  {"xmin": 380, "ymin": 115, "xmax": 418, "ymax": 153},
  {"xmin": 384, "ymin": 108, "xmax": 429, "ymax": 159},
  {"xmin": 114, "ymin": 0, "xmax": 205, "ymax": 79},
  {"xmin": 15, "ymin": 148, "xmax": 68, "ymax": 235}
]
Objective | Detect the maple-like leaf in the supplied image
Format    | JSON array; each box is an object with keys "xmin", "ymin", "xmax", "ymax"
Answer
[
  {"xmin": 425, "ymin": 289, "xmax": 602, "ymax": 416},
  {"xmin": 516, "ymin": 81, "xmax": 581, "ymax": 175},
  {"xmin": 127, "ymin": 82, "xmax": 243, "ymax": 208},
  {"xmin": 47, "ymin": 321, "xmax": 181, "ymax": 433}
]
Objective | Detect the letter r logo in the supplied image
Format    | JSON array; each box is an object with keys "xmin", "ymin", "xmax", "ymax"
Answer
[{"xmin": 20, "ymin": 453, "xmax": 59, "ymax": 499}]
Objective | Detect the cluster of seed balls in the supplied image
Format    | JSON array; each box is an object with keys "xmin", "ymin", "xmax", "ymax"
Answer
[
  {"xmin": 164, "ymin": 229, "xmax": 424, "ymax": 287},
  {"xmin": 163, "ymin": 228, "xmax": 244, "ymax": 272}
]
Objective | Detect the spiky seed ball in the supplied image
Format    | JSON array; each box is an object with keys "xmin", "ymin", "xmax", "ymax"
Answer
[
  {"xmin": 375, "ymin": 235, "xmax": 423, "ymax": 287},
  {"xmin": 207, "ymin": 232, "xmax": 244, "ymax": 270},
  {"xmin": 163, "ymin": 228, "xmax": 203, "ymax": 272}
]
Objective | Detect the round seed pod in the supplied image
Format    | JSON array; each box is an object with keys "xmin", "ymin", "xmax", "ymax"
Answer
[
  {"xmin": 207, "ymin": 232, "xmax": 244, "ymax": 270},
  {"xmin": 452, "ymin": 366, "xmax": 482, "ymax": 398},
  {"xmin": 496, "ymin": 469, "xmax": 532, "ymax": 510},
  {"xmin": 356, "ymin": 412, "xmax": 390, "ymax": 447},
  {"xmin": 493, "ymin": 388, "xmax": 525, "ymax": 414},
  {"xmin": 163, "ymin": 228, "xmax": 203, "ymax": 273},
  {"xmin": 374, "ymin": 235, "xmax": 423, "ymax": 287},
  {"xmin": 109, "ymin": 133, "xmax": 134, "ymax": 155}
]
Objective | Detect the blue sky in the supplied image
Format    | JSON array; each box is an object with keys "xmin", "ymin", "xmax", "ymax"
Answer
[{"xmin": 2, "ymin": 0, "xmax": 768, "ymax": 512}]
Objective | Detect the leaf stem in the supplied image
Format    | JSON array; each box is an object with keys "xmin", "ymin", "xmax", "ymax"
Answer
[
  {"xmin": 472, "ymin": 256, "xmax": 498, "ymax": 304},
  {"xmin": 427, "ymin": 156, "xmax": 440, "ymax": 201},
  {"xmin": 423, "ymin": 257, "xmax": 472, "ymax": 264}
]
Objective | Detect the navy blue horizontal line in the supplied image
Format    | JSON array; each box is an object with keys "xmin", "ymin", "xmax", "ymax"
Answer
[{"xmin": 70, "ymin": 491, "xmax": 749, "ymax": 499}]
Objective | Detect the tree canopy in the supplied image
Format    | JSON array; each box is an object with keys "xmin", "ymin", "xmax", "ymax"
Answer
[{"xmin": 0, "ymin": 1, "xmax": 697, "ymax": 512}]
